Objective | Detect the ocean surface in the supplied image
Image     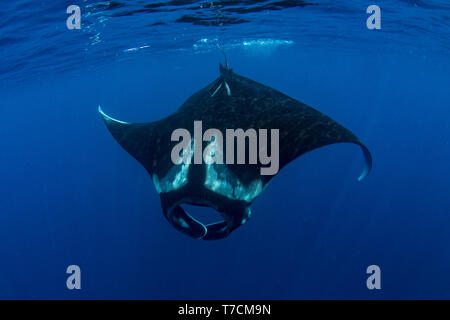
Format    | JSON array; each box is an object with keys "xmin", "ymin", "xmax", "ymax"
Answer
[{"xmin": 1, "ymin": 0, "xmax": 449, "ymax": 299}]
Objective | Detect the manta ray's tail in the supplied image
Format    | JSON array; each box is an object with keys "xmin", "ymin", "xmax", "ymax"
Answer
[{"xmin": 216, "ymin": 43, "xmax": 228, "ymax": 69}]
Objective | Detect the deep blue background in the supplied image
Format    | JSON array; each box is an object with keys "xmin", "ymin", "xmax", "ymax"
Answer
[{"xmin": 0, "ymin": 1, "xmax": 450, "ymax": 299}]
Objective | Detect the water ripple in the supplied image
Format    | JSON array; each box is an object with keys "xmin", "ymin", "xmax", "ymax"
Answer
[{"xmin": 0, "ymin": 0, "xmax": 449, "ymax": 83}]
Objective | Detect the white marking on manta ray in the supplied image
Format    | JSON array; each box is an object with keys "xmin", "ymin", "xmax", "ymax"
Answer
[
  {"xmin": 241, "ymin": 207, "xmax": 251, "ymax": 224},
  {"xmin": 176, "ymin": 216, "xmax": 190, "ymax": 229},
  {"xmin": 98, "ymin": 106, "xmax": 130, "ymax": 125},
  {"xmin": 211, "ymin": 82, "xmax": 222, "ymax": 97},
  {"xmin": 224, "ymin": 81, "xmax": 231, "ymax": 96},
  {"xmin": 152, "ymin": 138, "xmax": 194, "ymax": 193},
  {"xmin": 203, "ymin": 140, "xmax": 262, "ymax": 202},
  {"xmin": 211, "ymin": 81, "xmax": 231, "ymax": 97}
]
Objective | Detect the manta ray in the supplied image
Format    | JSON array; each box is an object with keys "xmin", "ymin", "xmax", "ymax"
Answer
[{"xmin": 99, "ymin": 63, "xmax": 372, "ymax": 240}]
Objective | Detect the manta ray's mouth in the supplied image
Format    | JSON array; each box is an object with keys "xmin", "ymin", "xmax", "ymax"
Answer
[
  {"xmin": 180, "ymin": 203, "xmax": 225, "ymax": 225},
  {"xmin": 164, "ymin": 197, "xmax": 242, "ymax": 240}
]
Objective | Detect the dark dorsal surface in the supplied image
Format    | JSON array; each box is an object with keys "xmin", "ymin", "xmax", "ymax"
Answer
[{"xmin": 100, "ymin": 64, "xmax": 372, "ymax": 240}]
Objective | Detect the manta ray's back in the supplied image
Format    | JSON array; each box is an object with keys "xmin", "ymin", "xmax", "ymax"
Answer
[{"xmin": 99, "ymin": 64, "xmax": 372, "ymax": 240}]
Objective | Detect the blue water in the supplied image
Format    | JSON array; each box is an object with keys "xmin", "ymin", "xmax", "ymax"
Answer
[{"xmin": 1, "ymin": 1, "xmax": 450, "ymax": 299}]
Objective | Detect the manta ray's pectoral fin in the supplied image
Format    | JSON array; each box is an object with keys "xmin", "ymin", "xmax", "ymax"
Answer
[
  {"xmin": 98, "ymin": 106, "xmax": 157, "ymax": 173},
  {"xmin": 270, "ymin": 101, "xmax": 373, "ymax": 183},
  {"xmin": 355, "ymin": 142, "xmax": 372, "ymax": 181}
]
